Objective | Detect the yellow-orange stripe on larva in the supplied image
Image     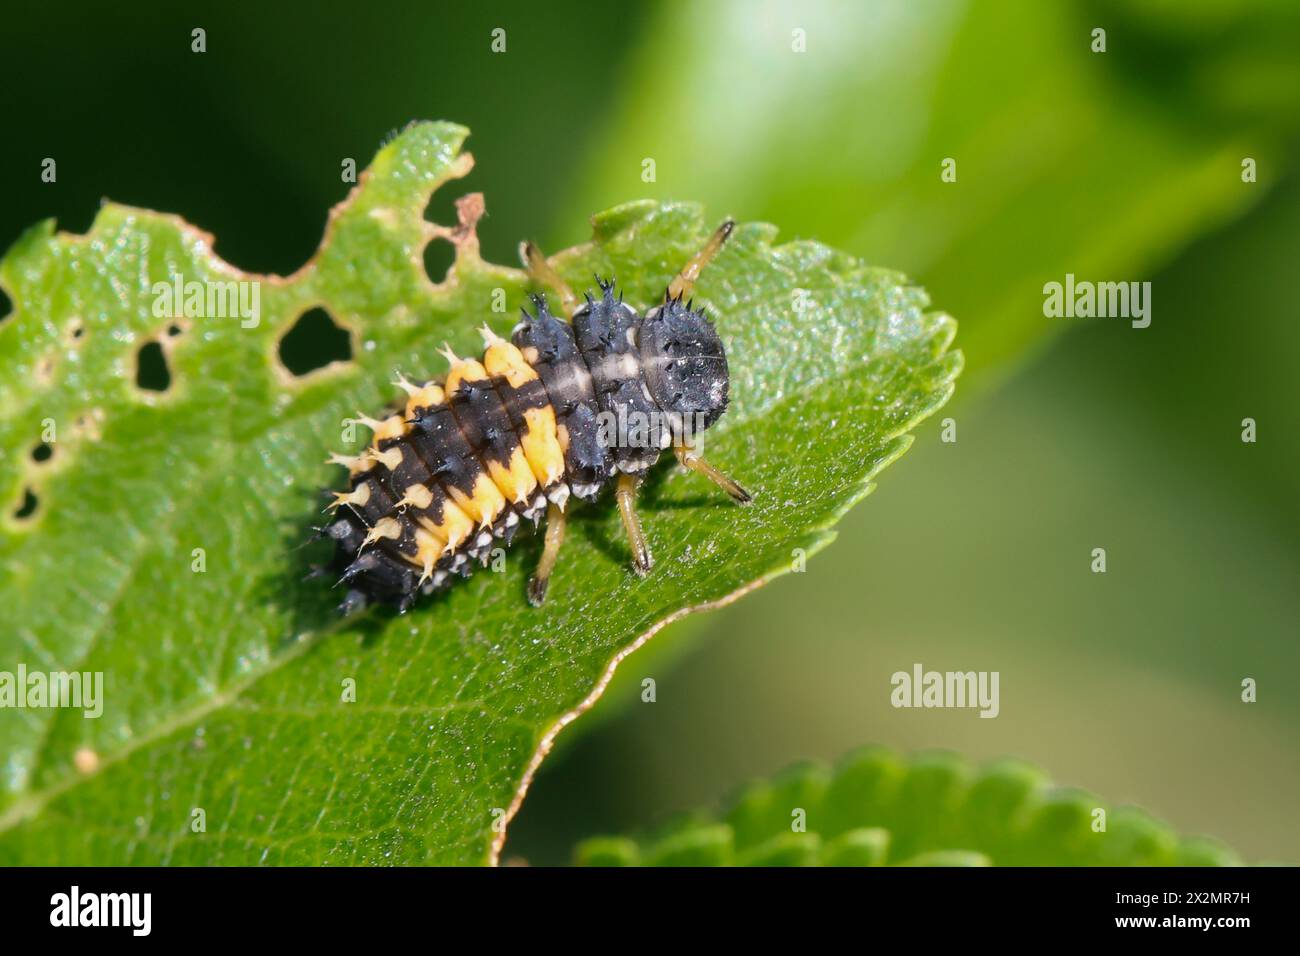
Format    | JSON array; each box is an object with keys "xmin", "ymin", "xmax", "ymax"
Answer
[
  {"xmin": 397, "ymin": 482, "xmax": 434, "ymax": 511},
  {"xmin": 445, "ymin": 354, "xmax": 537, "ymax": 508},
  {"xmin": 439, "ymin": 469, "xmax": 501, "ymax": 535},
  {"xmin": 418, "ymin": 503, "xmax": 473, "ymax": 554},
  {"xmin": 362, "ymin": 515, "xmax": 402, "ymax": 548},
  {"xmin": 411, "ymin": 525, "xmax": 443, "ymax": 582},
  {"xmin": 482, "ymin": 338, "xmax": 566, "ymax": 488},
  {"xmin": 328, "ymin": 482, "xmax": 371, "ymax": 511},
  {"xmin": 356, "ymin": 413, "xmax": 409, "ymax": 471},
  {"xmin": 400, "ymin": 380, "xmax": 446, "ymax": 422},
  {"xmin": 327, "ymin": 451, "xmax": 376, "ymax": 477},
  {"xmin": 353, "ymin": 411, "xmax": 407, "ymax": 445}
]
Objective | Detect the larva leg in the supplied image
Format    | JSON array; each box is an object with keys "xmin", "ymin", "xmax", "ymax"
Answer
[
  {"xmin": 667, "ymin": 219, "xmax": 735, "ymax": 301},
  {"xmin": 615, "ymin": 473, "xmax": 653, "ymax": 576},
  {"xmin": 528, "ymin": 502, "xmax": 568, "ymax": 606},
  {"xmin": 674, "ymin": 443, "xmax": 752, "ymax": 505},
  {"xmin": 521, "ymin": 240, "xmax": 578, "ymax": 317}
]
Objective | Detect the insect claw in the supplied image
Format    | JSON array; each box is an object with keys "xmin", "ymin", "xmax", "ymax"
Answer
[{"xmin": 526, "ymin": 576, "xmax": 549, "ymax": 607}]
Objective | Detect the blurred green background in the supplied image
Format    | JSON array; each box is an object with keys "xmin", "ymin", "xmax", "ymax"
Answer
[{"xmin": 3, "ymin": 0, "xmax": 1296, "ymax": 864}]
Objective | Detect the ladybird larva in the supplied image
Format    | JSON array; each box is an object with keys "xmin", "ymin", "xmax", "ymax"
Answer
[{"xmin": 318, "ymin": 220, "xmax": 751, "ymax": 613}]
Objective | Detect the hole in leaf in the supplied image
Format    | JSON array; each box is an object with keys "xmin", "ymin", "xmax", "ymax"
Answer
[
  {"xmin": 135, "ymin": 340, "xmax": 171, "ymax": 392},
  {"xmin": 13, "ymin": 488, "xmax": 38, "ymax": 520},
  {"xmin": 68, "ymin": 318, "xmax": 85, "ymax": 341},
  {"xmin": 423, "ymin": 186, "xmax": 466, "ymax": 285},
  {"xmin": 167, "ymin": 323, "xmax": 183, "ymax": 337},
  {"xmin": 0, "ymin": 285, "xmax": 12, "ymax": 324},
  {"xmin": 31, "ymin": 443, "xmax": 53, "ymax": 464},
  {"xmin": 278, "ymin": 307, "xmax": 352, "ymax": 377},
  {"xmin": 423, "ymin": 184, "xmax": 462, "ymax": 231},
  {"xmin": 423, "ymin": 236, "xmax": 455, "ymax": 285}
]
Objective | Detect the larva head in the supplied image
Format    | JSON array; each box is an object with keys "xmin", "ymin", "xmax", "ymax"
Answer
[{"xmin": 640, "ymin": 295, "xmax": 730, "ymax": 437}]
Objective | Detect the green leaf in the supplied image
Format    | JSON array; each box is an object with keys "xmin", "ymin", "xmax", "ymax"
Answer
[
  {"xmin": 572, "ymin": 747, "xmax": 1249, "ymax": 866},
  {"xmin": 0, "ymin": 121, "xmax": 959, "ymax": 865}
]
